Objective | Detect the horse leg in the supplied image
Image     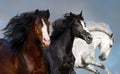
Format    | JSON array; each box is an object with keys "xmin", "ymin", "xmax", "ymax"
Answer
[
  {"xmin": 86, "ymin": 59, "xmax": 112, "ymax": 74},
  {"xmin": 78, "ymin": 63, "xmax": 100, "ymax": 74},
  {"xmin": 84, "ymin": 65, "xmax": 100, "ymax": 74},
  {"xmin": 78, "ymin": 57, "xmax": 99, "ymax": 74}
]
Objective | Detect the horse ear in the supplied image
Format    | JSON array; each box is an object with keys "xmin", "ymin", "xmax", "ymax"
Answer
[
  {"xmin": 70, "ymin": 12, "xmax": 76, "ymax": 19},
  {"xmin": 80, "ymin": 11, "xmax": 83, "ymax": 16},
  {"xmin": 70, "ymin": 12, "xmax": 73, "ymax": 15},
  {"xmin": 70, "ymin": 12, "xmax": 75, "ymax": 16},
  {"xmin": 64, "ymin": 12, "xmax": 75, "ymax": 19},
  {"xmin": 110, "ymin": 33, "xmax": 114, "ymax": 43},
  {"xmin": 34, "ymin": 9, "xmax": 39, "ymax": 15},
  {"xmin": 110, "ymin": 33, "xmax": 113, "ymax": 38},
  {"xmin": 46, "ymin": 9, "xmax": 50, "ymax": 19}
]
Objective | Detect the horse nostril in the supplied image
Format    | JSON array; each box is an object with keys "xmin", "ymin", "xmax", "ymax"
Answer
[
  {"xmin": 43, "ymin": 38, "xmax": 50, "ymax": 42},
  {"xmin": 99, "ymin": 55, "xmax": 106, "ymax": 61},
  {"xmin": 87, "ymin": 35, "xmax": 92, "ymax": 40},
  {"xmin": 42, "ymin": 35, "xmax": 50, "ymax": 46}
]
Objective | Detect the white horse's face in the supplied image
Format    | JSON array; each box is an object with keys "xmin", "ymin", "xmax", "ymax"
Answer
[{"xmin": 99, "ymin": 34, "xmax": 114, "ymax": 61}]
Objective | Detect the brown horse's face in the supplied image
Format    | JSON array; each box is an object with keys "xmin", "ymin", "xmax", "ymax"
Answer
[{"xmin": 34, "ymin": 17, "xmax": 50, "ymax": 47}]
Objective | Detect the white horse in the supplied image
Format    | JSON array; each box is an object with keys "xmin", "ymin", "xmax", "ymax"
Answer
[{"xmin": 72, "ymin": 22, "xmax": 114, "ymax": 74}]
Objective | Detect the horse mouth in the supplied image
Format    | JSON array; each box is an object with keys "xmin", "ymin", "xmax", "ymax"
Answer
[
  {"xmin": 99, "ymin": 57, "xmax": 106, "ymax": 61},
  {"xmin": 99, "ymin": 55, "xmax": 106, "ymax": 61},
  {"xmin": 41, "ymin": 39, "xmax": 50, "ymax": 47}
]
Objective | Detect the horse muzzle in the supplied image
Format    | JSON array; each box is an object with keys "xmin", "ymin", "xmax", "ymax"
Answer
[
  {"xmin": 85, "ymin": 35, "xmax": 93, "ymax": 44},
  {"xmin": 42, "ymin": 36, "xmax": 50, "ymax": 47},
  {"xmin": 99, "ymin": 54, "xmax": 106, "ymax": 61}
]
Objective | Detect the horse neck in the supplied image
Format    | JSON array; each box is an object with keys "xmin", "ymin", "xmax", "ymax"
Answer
[
  {"xmin": 64, "ymin": 29, "xmax": 74, "ymax": 49},
  {"xmin": 23, "ymin": 31, "xmax": 42, "ymax": 59},
  {"xmin": 55, "ymin": 28, "xmax": 74, "ymax": 53},
  {"xmin": 21, "ymin": 31, "xmax": 47, "ymax": 73}
]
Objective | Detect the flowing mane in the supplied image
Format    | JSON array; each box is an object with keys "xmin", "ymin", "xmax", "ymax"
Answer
[
  {"xmin": 50, "ymin": 12, "xmax": 85, "ymax": 40},
  {"xmin": 87, "ymin": 21, "xmax": 113, "ymax": 37},
  {"xmin": 3, "ymin": 11, "xmax": 36, "ymax": 50},
  {"xmin": 2, "ymin": 10, "xmax": 48, "ymax": 50},
  {"xmin": 0, "ymin": 9, "xmax": 51, "ymax": 74},
  {"xmin": 50, "ymin": 15, "xmax": 71, "ymax": 39}
]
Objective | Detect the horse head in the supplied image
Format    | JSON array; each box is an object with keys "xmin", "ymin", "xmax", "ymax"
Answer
[
  {"xmin": 33, "ymin": 9, "xmax": 50, "ymax": 47},
  {"xmin": 99, "ymin": 33, "xmax": 114, "ymax": 61},
  {"xmin": 64, "ymin": 11, "xmax": 93, "ymax": 44},
  {"xmin": 3, "ymin": 9, "xmax": 51, "ymax": 49}
]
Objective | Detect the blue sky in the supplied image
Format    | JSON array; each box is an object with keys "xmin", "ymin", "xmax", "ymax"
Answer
[{"xmin": 0, "ymin": 0, "xmax": 120, "ymax": 74}]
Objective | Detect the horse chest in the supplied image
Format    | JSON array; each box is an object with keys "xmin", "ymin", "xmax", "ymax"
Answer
[
  {"xmin": 23, "ymin": 54, "xmax": 46, "ymax": 74},
  {"xmin": 23, "ymin": 55, "xmax": 34, "ymax": 72}
]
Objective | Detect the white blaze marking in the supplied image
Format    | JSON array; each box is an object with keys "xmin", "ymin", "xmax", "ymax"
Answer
[
  {"xmin": 80, "ymin": 20, "xmax": 89, "ymax": 32},
  {"xmin": 41, "ymin": 19, "xmax": 48, "ymax": 35},
  {"xmin": 41, "ymin": 19, "xmax": 50, "ymax": 46}
]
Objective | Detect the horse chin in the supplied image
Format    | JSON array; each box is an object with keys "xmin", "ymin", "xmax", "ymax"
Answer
[
  {"xmin": 41, "ymin": 41, "xmax": 50, "ymax": 48},
  {"xmin": 41, "ymin": 43, "xmax": 46, "ymax": 48},
  {"xmin": 86, "ymin": 40, "xmax": 92, "ymax": 44},
  {"xmin": 100, "ymin": 58, "xmax": 106, "ymax": 61}
]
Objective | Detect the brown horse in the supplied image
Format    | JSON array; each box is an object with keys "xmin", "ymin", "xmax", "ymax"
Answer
[{"xmin": 0, "ymin": 9, "xmax": 50, "ymax": 74}]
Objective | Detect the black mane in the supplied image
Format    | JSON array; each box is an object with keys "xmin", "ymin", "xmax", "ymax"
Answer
[
  {"xmin": 50, "ymin": 12, "xmax": 84, "ymax": 40},
  {"xmin": 50, "ymin": 15, "xmax": 72, "ymax": 40},
  {"xmin": 3, "ymin": 9, "xmax": 49, "ymax": 50}
]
